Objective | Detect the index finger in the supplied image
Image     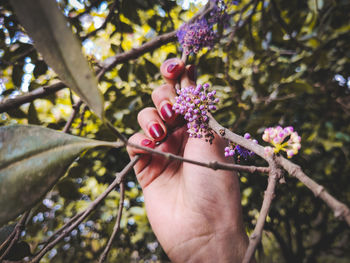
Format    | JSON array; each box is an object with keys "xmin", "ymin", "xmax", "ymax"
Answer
[{"xmin": 160, "ymin": 58, "xmax": 185, "ymax": 85}]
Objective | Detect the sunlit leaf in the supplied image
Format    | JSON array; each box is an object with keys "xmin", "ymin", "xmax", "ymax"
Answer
[{"xmin": 10, "ymin": 0, "xmax": 104, "ymax": 118}]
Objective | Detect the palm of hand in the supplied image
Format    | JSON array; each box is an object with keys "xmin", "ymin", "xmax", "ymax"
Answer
[
  {"xmin": 127, "ymin": 58, "xmax": 248, "ymax": 262},
  {"xmin": 138, "ymin": 126, "xmax": 244, "ymax": 260}
]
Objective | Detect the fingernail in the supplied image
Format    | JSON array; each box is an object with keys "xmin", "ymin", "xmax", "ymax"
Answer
[
  {"xmin": 167, "ymin": 63, "xmax": 179, "ymax": 73},
  {"xmin": 187, "ymin": 65, "xmax": 196, "ymax": 81},
  {"xmin": 141, "ymin": 139, "xmax": 153, "ymax": 147},
  {"xmin": 160, "ymin": 103, "xmax": 175, "ymax": 121},
  {"xmin": 149, "ymin": 123, "xmax": 165, "ymax": 139}
]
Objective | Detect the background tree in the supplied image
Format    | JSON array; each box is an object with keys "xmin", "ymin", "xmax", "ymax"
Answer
[{"xmin": 0, "ymin": 0, "xmax": 350, "ymax": 262}]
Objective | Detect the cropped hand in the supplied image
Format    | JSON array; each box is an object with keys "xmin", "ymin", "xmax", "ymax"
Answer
[{"xmin": 127, "ymin": 58, "xmax": 249, "ymax": 262}]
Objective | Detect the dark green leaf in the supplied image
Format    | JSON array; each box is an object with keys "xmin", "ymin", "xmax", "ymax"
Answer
[
  {"xmin": 28, "ymin": 103, "xmax": 41, "ymax": 125},
  {"xmin": 12, "ymin": 64, "xmax": 23, "ymax": 87},
  {"xmin": 119, "ymin": 63, "xmax": 130, "ymax": 82},
  {"xmin": 144, "ymin": 59, "xmax": 159, "ymax": 76},
  {"xmin": 0, "ymin": 125, "xmax": 120, "ymax": 226},
  {"xmin": 33, "ymin": 60, "xmax": 48, "ymax": 78},
  {"xmin": 10, "ymin": 0, "xmax": 104, "ymax": 118}
]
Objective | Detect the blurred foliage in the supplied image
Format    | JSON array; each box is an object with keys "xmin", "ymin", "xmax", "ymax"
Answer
[{"xmin": 0, "ymin": 0, "xmax": 350, "ymax": 262}]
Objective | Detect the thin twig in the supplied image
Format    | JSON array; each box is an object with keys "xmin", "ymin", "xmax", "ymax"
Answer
[
  {"xmin": 78, "ymin": 105, "xmax": 88, "ymax": 136},
  {"xmin": 39, "ymin": 212, "xmax": 83, "ymax": 246},
  {"xmin": 242, "ymin": 159, "xmax": 281, "ymax": 263},
  {"xmin": 30, "ymin": 156, "xmax": 140, "ymax": 263},
  {"xmin": 0, "ymin": 210, "xmax": 31, "ymax": 261},
  {"xmin": 81, "ymin": 0, "xmax": 118, "ymax": 41},
  {"xmin": 127, "ymin": 141, "xmax": 269, "ymax": 174},
  {"xmin": 62, "ymin": 99, "xmax": 83, "ymax": 133},
  {"xmin": 98, "ymin": 182, "xmax": 125, "ymax": 263}
]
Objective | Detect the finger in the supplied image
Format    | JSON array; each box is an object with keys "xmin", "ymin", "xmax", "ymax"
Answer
[
  {"xmin": 160, "ymin": 58, "xmax": 185, "ymax": 85},
  {"xmin": 151, "ymin": 84, "xmax": 177, "ymax": 124},
  {"xmin": 126, "ymin": 133, "xmax": 155, "ymax": 174},
  {"xmin": 137, "ymin": 107, "xmax": 167, "ymax": 141},
  {"xmin": 180, "ymin": 64, "xmax": 197, "ymax": 89}
]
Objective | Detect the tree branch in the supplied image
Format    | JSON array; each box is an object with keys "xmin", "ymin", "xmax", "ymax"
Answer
[
  {"xmin": 0, "ymin": 82, "xmax": 66, "ymax": 113},
  {"xmin": 207, "ymin": 114, "xmax": 350, "ymax": 227},
  {"xmin": 242, "ymin": 159, "xmax": 281, "ymax": 263},
  {"xmin": 30, "ymin": 156, "xmax": 140, "ymax": 263},
  {"xmin": 98, "ymin": 181, "xmax": 125, "ymax": 263}
]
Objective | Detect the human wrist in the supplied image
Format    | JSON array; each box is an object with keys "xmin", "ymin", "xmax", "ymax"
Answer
[{"xmin": 167, "ymin": 229, "xmax": 249, "ymax": 263}]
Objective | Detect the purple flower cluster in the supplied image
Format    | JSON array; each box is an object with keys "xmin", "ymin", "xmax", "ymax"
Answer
[
  {"xmin": 173, "ymin": 83, "xmax": 219, "ymax": 142},
  {"xmin": 224, "ymin": 133, "xmax": 258, "ymax": 160},
  {"xmin": 262, "ymin": 126, "xmax": 301, "ymax": 158},
  {"xmin": 177, "ymin": 18, "xmax": 216, "ymax": 55}
]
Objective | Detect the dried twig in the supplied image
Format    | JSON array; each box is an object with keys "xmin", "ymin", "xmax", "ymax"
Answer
[
  {"xmin": 62, "ymin": 99, "xmax": 83, "ymax": 133},
  {"xmin": 0, "ymin": 210, "xmax": 31, "ymax": 261},
  {"xmin": 128, "ymin": 141, "xmax": 269, "ymax": 174},
  {"xmin": 242, "ymin": 159, "xmax": 281, "ymax": 263},
  {"xmin": 78, "ymin": 104, "xmax": 88, "ymax": 136},
  {"xmin": 30, "ymin": 156, "xmax": 139, "ymax": 263},
  {"xmin": 81, "ymin": 0, "xmax": 119, "ymax": 41},
  {"xmin": 98, "ymin": 182, "xmax": 125, "ymax": 263}
]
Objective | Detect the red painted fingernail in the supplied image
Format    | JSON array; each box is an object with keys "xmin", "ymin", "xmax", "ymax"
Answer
[
  {"xmin": 149, "ymin": 123, "xmax": 165, "ymax": 139},
  {"xmin": 160, "ymin": 103, "xmax": 175, "ymax": 121},
  {"xmin": 167, "ymin": 63, "xmax": 179, "ymax": 73},
  {"xmin": 187, "ymin": 65, "xmax": 196, "ymax": 81},
  {"xmin": 141, "ymin": 139, "xmax": 153, "ymax": 147}
]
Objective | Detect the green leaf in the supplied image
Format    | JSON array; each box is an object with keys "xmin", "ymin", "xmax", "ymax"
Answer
[
  {"xmin": 10, "ymin": 0, "xmax": 104, "ymax": 118},
  {"xmin": 28, "ymin": 103, "xmax": 41, "ymax": 125},
  {"xmin": 12, "ymin": 64, "xmax": 23, "ymax": 87},
  {"xmin": 0, "ymin": 125, "xmax": 121, "ymax": 226}
]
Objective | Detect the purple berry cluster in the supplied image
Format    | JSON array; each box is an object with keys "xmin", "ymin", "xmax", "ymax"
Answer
[
  {"xmin": 262, "ymin": 126, "xmax": 301, "ymax": 158},
  {"xmin": 224, "ymin": 133, "xmax": 258, "ymax": 161},
  {"xmin": 173, "ymin": 83, "xmax": 219, "ymax": 142},
  {"xmin": 177, "ymin": 18, "xmax": 216, "ymax": 55}
]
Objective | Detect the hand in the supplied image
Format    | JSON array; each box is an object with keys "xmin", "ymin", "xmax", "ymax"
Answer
[{"xmin": 127, "ymin": 58, "xmax": 249, "ymax": 262}]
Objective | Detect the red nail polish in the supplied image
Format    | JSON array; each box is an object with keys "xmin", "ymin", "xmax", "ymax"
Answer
[
  {"xmin": 187, "ymin": 64, "xmax": 196, "ymax": 81},
  {"xmin": 167, "ymin": 63, "xmax": 179, "ymax": 73},
  {"xmin": 160, "ymin": 103, "xmax": 175, "ymax": 121},
  {"xmin": 149, "ymin": 123, "xmax": 164, "ymax": 139},
  {"xmin": 141, "ymin": 139, "xmax": 153, "ymax": 147}
]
